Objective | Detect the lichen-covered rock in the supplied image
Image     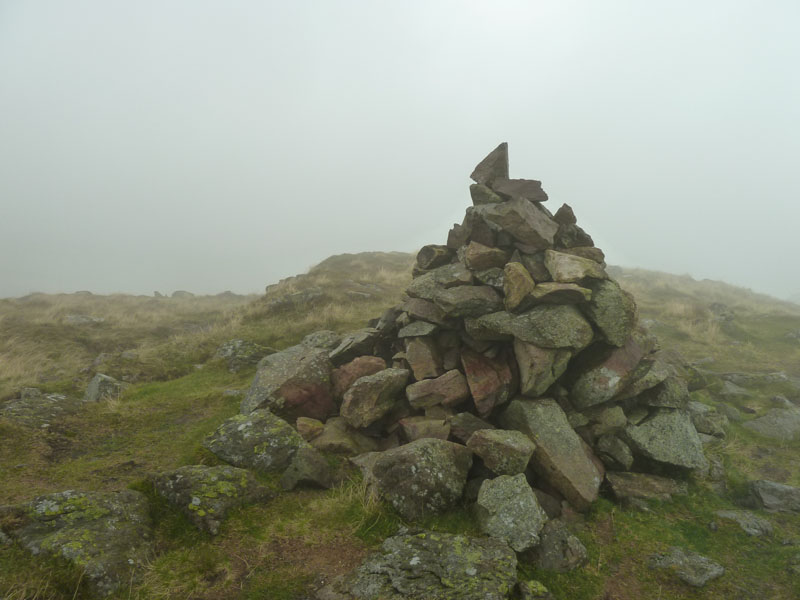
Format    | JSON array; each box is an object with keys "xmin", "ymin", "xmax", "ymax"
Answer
[
  {"xmin": 150, "ymin": 465, "xmax": 271, "ymax": 535},
  {"xmin": 311, "ymin": 417, "xmax": 379, "ymax": 456},
  {"xmin": 606, "ymin": 472, "xmax": 688, "ymax": 502},
  {"xmin": 596, "ymin": 435, "xmax": 634, "ymax": 471},
  {"xmin": 363, "ymin": 438, "xmax": 472, "ymax": 521},
  {"xmin": 433, "ymin": 285, "xmax": 503, "ymax": 318},
  {"xmin": 499, "ymin": 399, "xmax": 602, "ymax": 511},
  {"xmin": 320, "ymin": 529, "xmax": 517, "ymax": 600},
  {"xmin": 84, "ymin": 373, "xmax": 126, "ymax": 403},
  {"xmin": 279, "ymin": 447, "xmax": 336, "ymax": 490},
  {"xmin": 203, "ymin": 409, "xmax": 310, "ymax": 473},
  {"xmin": 715, "ymin": 510, "xmax": 773, "ymax": 537},
  {"xmin": 475, "ymin": 474, "xmax": 547, "ymax": 552},
  {"xmin": 750, "ymin": 480, "xmax": 800, "ymax": 512},
  {"xmin": 649, "ymin": 547, "xmax": 724, "ymax": 587},
  {"xmin": 406, "ymin": 263, "xmax": 473, "ymax": 301},
  {"xmin": 543, "ymin": 250, "xmax": 607, "ymax": 283},
  {"xmin": 528, "ymin": 519, "xmax": 588, "ymax": 572},
  {"xmin": 509, "ymin": 305, "xmax": 594, "ymax": 350},
  {"xmin": 297, "ymin": 416, "xmax": 325, "ymax": 441},
  {"xmin": 241, "ymin": 344, "xmax": 335, "ymax": 421},
  {"xmin": 0, "ymin": 390, "xmax": 83, "ymax": 428},
  {"xmin": 406, "ymin": 370, "xmax": 469, "ymax": 409},
  {"xmin": 477, "ymin": 198, "xmax": 558, "ymax": 250},
  {"xmin": 625, "ymin": 409, "xmax": 708, "ymax": 472},
  {"xmin": 340, "ymin": 368, "xmax": 410, "ymax": 429},
  {"xmin": 514, "ymin": 339, "xmax": 571, "ymax": 397},
  {"xmin": 580, "ymin": 279, "xmax": 636, "ymax": 347},
  {"xmin": 517, "ymin": 580, "xmax": 555, "ymax": 600},
  {"xmin": 461, "ymin": 349, "xmax": 514, "ymax": 418},
  {"xmin": 467, "ymin": 429, "xmax": 535, "ymax": 475},
  {"xmin": 332, "ymin": 356, "xmax": 387, "ymax": 400},
  {"xmin": 1, "ymin": 489, "xmax": 153, "ymax": 597},
  {"xmin": 215, "ymin": 339, "xmax": 273, "ymax": 372},
  {"xmin": 639, "ymin": 376, "xmax": 690, "ymax": 409},
  {"xmin": 300, "ymin": 330, "xmax": 343, "ymax": 350}
]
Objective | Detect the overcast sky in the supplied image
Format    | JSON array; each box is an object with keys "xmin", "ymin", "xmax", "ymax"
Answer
[{"xmin": 1, "ymin": 1, "xmax": 798, "ymax": 299}]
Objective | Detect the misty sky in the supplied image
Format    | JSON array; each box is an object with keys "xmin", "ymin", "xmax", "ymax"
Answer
[{"xmin": 1, "ymin": 1, "xmax": 799, "ymax": 299}]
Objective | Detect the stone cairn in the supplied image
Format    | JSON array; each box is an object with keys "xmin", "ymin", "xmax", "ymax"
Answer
[{"xmin": 229, "ymin": 143, "xmax": 709, "ymax": 524}]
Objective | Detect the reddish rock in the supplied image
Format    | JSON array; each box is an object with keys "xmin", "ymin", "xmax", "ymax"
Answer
[
  {"xmin": 461, "ymin": 349, "xmax": 514, "ymax": 418},
  {"xmin": 405, "ymin": 337, "xmax": 444, "ymax": 380},
  {"xmin": 331, "ymin": 356, "xmax": 387, "ymax": 400}
]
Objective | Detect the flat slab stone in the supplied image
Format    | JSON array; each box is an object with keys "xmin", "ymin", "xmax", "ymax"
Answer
[
  {"xmin": 150, "ymin": 465, "xmax": 271, "ymax": 535},
  {"xmin": 0, "ymin": 391, "xmax": 83, "ymax": 429},
  {"xmin": 499, "ymin": 399, "xmax": 602, "ymax": 511},
  {"xmin": 433, "ymin": 285, "xmax": 503, "ymax": 318},
  {"xmin": 202, "ymin": 409, "xmax": 310, "ymax": 473},
  {"xmin": 476, "ymin": 199, "xmax": 558, "ymax": 250},
  {"xmin": 491, "ymin": 177, "xmax": 549, "ymax": 203},
  {"xmin": 544, "ymin": 250, "xmax": 607, "ymax": 283},
  {"xmin": 715, "ymin": 510, "xmax": 773, "ymax": 536},
  {"xmin": 319, "ymin": 530, "xmax": 517, "ymax": 600},
  {"xmin": 406, "ymin": 370, "xmax": 469, "ymax": 409},
  {"xmin": 406, "ymin": 263, "xmax": 473, "ymax": 301},
  {"xmin": 606, "ymin": 471, "xmax": 688, "ymax": 502},
  {"xmin": 750, "ymin": 480, "xmax": 800, "ymax": 512},
  {"xmin": 1, "ymin": 490, "xmax": 153, "ymax": 597}
]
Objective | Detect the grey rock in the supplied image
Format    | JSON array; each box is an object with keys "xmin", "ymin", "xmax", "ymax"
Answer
[
  {"xmin": 449, "ymin": 412, "xmax": 495, "ymax": 443},
  {"xmin": 743, "ymin": 408, "xmax": 800, "ymax": 442},
  {"xmin": 491, "ymin": 177, "xmax": 549, "ymax": 203},
  {"xmin": 640, "ymin": 376, "xmax": 690, "ymax": 410},
  {"xmin": 150, "ymin": 465, "xmax": 271, "ymax": 535},
  {"xmin": 510, "ymin": 305, "xmax": 595, "ymax": 350},
  {"xmin": 529, "ymin": 519, "xmax": 588, "ymax": 572},
  {"xmin": 625, "ymin": 409, "xmax": 708, "ymax": 472},
  {"xmin": 362, "ymin": 438, "xmax": 472, "ymax": 521},
  {"xmin": 649, "ymin": 547, "xmax": 724, "ymax": 587},
  {"xmin": 750, "ymin": 480, "xmax": 800, "ymax": 512},
  {"xmin": 692, "ymin": 410, "xmax": 729, "ymax": 438},
  {"xmin": 596, "ymin": 435, "xmax": 634, "ymax": 471},
  {"xmin": 718, "ymin": 380, "xmax": 753, "ymax": 399},
  {"xmin": 467, "ymin": 429, "xmax": 536, "ymax": 475},
  {"xmin": 406, "ymin": 370, "xmax": 469, "ymax": 409},
  {"xmin": 544, "ymin": 250, "xmax": 607, "ymax": 283},
  {"xmin": 404, "ymin": 337, "xmax": 443, "ymax": 380},
  {"xmin": 517, "ymin": 580, "xmax": 555, "ymax": 599},
  {"xmin": 464, "ymin": 241, "xmax": 508, "ymax": 271},
  {"xmin": 715, "ymin": 510, "xmax": 773, "ymax": 536},
  {"xmin": 311, "ymin": 417, "xmax": 379, "ymax": 456},
  {"xmin": 340, "ymin": 368, "xmax": 410, "ymax": 429},
  {"xmin": 474, "ymin": 267, "xmax": 505, "ymax": 290},
  {"xmin": 202, "ymin": 409, "xmax": 310, "ymax": 473},
  {"xmin": 415, "ymin": 244, "xmax": 455, "ymax": 271},
  {"xmin": 499, "ymin": 399, "xmax": 602, "ymax": 511},
  {"xmin": 475, "ymin": 474, "xmax": 548, "ymax": 552},
  {"xmin": 514, "ymin": 339, "xmax": 571, "ymax": 397},
  {"xmin": 84, "ymin": 373, "xmax": 126, "ymax": 403},
  {"xmin": 323, "ymin": 530, "xmax": 517, "ymax": 600},
  {"xmin": 301, "ymin": 330, "xmax": 343, "ymax": 350},
  {"xmin": 406, "ymin": 263, "xmax": 473, "ymax": 301},
  {"xmin": 402, "ymin": 298, "xmax": 449, "ymax": 326},
  {"xmin": 397, "ymin": 321, "xmax": 439, "ymax": 338},
  {"xmin": 470, "ymin": 182, "xmax": 504, "ymax": 205},
  {"xmin": 241, "ymin": 344, "xmax": 335, "ymax": 421},
  {"xmin": 2, "ymin": 489, "xmax": 153, "ymax": 597},
  {"xmin": 476, "ymin": 199, "xmax": 558, "ymax": 250},
  {"xmin": 279, "ymin": 447, "xmax": 336, "ymax": 490},
  {"xmin": 0, "ymin": 391, "xmax": 83, "ymax": 429},
  {"xmin": 329, "ymin": 328, "xmax": 381, "ymax": 367},
  {"xmin": 433, "ymin": 285, "xmax": 503, "ymax": 318},
  {"xmin": 470, "ymin": 142, "xmax": 509, "ymax": 186}
]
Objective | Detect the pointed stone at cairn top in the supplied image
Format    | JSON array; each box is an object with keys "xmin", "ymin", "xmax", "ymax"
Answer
[{"xmin": 470, "ymin": 142, "xmax": 509, "ymax": 186}]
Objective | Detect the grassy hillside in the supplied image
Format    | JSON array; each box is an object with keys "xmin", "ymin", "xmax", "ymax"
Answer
[{"xmin": 2, "ymin": 254, "xmax": 800, "ymax": 599}]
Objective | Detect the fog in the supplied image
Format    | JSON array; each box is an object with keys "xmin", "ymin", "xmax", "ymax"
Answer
[{"xmin": 1, "ymin": 1, "xmax": 798, "ymax": 299}]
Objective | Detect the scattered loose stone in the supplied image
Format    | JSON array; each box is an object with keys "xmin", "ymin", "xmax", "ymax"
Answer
[
  {"xmin": 1, "ymin": 490, "xmax": 153, "ymax": 597},
  {"xmin": 743, "ymin": 408, "xmax": 800, "ymax": 442},
  {"xmin": 649, "ymin": 546, "xmax": 724, "ymax": 587},
  {"xmin": 475, "ymin": 474, "xmax": 548, "ymax": 552},
  {"xmin": 202, "ymin": 409, "xmax": 310, "ymax": 473},
  {"xmin": 528, "ymin": 519, "xmax": 588, "ymax": 572},
  {"xmin": 84, "ymin": 373, "xmax": 126, "ymax": 403},
  {"xmin": 150, "ymin": 465, "xmax": 271, "ymax": 535},
  {"xmin": 467, "ymin": 428, "xmax": 535, "ymax": 475},
  {"xmin": 715, "ymin": 510, "xmax": 773, "ymax": 537},
  {"xmin": 750, "ymin": 480, "xmax": 800, "ymax": 512}
]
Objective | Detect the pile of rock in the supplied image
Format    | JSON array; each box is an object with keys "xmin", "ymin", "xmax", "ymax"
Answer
[{"xmin": 229, "ymin": 144, "xmax": 708, "ymax": 520}]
